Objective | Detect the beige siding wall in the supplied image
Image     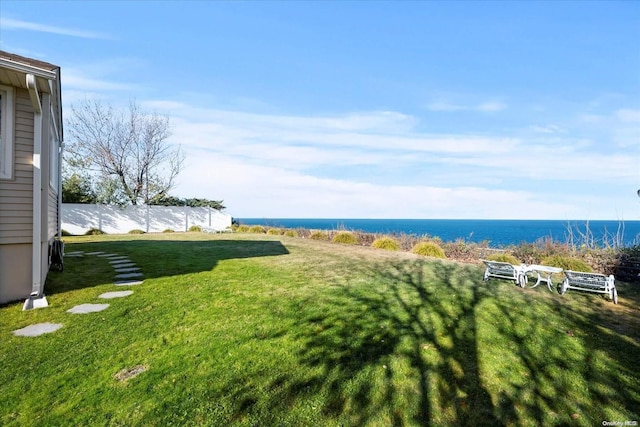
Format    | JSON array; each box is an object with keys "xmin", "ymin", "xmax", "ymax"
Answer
[
  {"xmin": 0, "ymin": 244, "xmax": 31, "ymax": 303},
  {"xmin": 0, "ymin": 88, "xmax": 33, "ymax": 245},
  {"xmin": 1, "ymin": 75, "xmax": 62, "ymax": 303},
  {"xmin": 48, "ymin": 188, "xmax": 57, "ymax": 240},
  {"xmin": 0, "ymin": 88, "xmax": 33, "ymax": 303},
  {"xmin": 41, "ymin": 93, "xmax": 58, "ymax": 278}
]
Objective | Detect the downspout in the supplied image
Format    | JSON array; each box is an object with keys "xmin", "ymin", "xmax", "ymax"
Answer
[
  {"xmin": 58, "ymin": 142, "xmax": 63, "ymax": 239},
  {"xmin": 55, "ymin": 69, "xmax": 64, "ymax": 240},
  {"xmin": 23, "ymin": 73, "xmax": 47, "ymax": 310}
]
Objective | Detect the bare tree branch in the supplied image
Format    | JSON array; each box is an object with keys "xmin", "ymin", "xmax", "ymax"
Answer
[{"xmin": 66, "ymin": 99, "xmax": 183, "ymax": 205}]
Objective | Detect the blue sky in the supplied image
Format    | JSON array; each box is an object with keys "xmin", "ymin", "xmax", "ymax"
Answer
[{"xmin": 1, "ymin": 1, "xmax": 639, "ymax": 219}]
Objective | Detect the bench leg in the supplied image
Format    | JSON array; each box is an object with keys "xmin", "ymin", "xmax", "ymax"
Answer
[
  {"xmin": 560, "ymin": 280, "xmax": 568, "ymax": 295},
  {"xmin": 545, "ymin": 273, "xmax": 554, "ymax": 292},
  {"xmin": 517, "ymin": 273, "xmax": 527, "ymax": 288}
]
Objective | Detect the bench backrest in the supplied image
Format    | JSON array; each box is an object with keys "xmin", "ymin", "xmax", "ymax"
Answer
[
  {"xmin": 482, "ymin": 260, "xmax": 517, "ymax": 271},
  {"xmin": 564, "ymin": 270, "xmax": 614, "ymax": 289}
]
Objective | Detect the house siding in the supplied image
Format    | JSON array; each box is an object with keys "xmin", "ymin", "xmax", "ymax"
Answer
[
  {"xmin": 0, "ymin": 244, "xmax": 32, "ymax": 303},
  {"xmin": 0, "ymin": 89, "xmax": 34, "ymax": 303},
  {"xmin": 0, "ymin": 88, "xmax": 33, "ymax": 245},
  {"xmin": 47, "ymin": 188, "xmax": 58, "ymax": 240},
  {"xmin": 0, "ymin": 52, "xmax": 62, "ymax": 305}
]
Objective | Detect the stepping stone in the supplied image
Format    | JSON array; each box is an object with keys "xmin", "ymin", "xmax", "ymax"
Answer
[
  {"xmin": 13, "ymin": 322, "xmax": 63, "ymax": 337},
  {"xmin": 65, "ymin": 251, "xmax": 84, "ymax": 255},
  {"xmin": 111, "ymin": 263, "xmax": 136, "ymax": 269},
  {"xmin": 105, "ymin": 255, "xmax": 128, "ymax": 260},
  {"xmin": 98, "ymin": 253, "xmax": 119, "ymax": 258},
  {"xmin": 86, "ymin": 251, "xmax": 104, "ymax": 255},
  {"xmin": 65, "ymin": 254, "xmax": 84, "ymax": 258},
  {"xmin": 99, "ymin": 290, "xmax": 134, "ymax": 299},
  {"xmin": 115, "ymin": 272, "xmax": 143, "ymax": 280},
  {"xmin": 114, "ymin": 280, "xmax": 143, "ymax": 286},
  {"xmin": 110, "ymin": 259, "xmax": 132, "ymax": 265},
  {"xmin": 67, "ymin": 303, "xmax": 110, "ymax": 314},
  {"xmin": 114, "ymin": 267, "xmax": 140, "ymax": 273}
]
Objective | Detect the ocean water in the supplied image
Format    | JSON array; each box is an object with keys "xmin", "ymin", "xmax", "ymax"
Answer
[{"xmin": 237, "ymin": 218, "xmax": 640, "ymax": 248}]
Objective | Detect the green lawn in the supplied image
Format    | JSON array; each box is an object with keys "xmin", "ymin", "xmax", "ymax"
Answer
[{"xmin": 1, "ymin": 233, "xmax": 638, "ymax": 426}]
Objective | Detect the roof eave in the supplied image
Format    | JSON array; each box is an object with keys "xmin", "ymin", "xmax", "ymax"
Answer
[{"xmin": 0, "ymin": 57, "xmax": 58, "ymax": 80}]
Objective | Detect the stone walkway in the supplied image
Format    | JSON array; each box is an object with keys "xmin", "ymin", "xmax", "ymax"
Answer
[{"xmin": 12, "ymin": 251, "xmax": 145, "ymax": 337}]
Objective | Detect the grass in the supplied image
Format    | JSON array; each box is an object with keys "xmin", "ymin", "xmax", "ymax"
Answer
[{"xmin": 1, "ymin": 233, "xmax": 638, "ymax": 426}]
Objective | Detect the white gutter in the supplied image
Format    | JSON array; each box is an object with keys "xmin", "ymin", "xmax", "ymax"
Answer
[
  {"xmin": 0, "ymin": 58, "xmax": 57, "ymax": 80},
  {"xmin": 23, "ymin": 73, "xmax": 47, "ymax": 310}
]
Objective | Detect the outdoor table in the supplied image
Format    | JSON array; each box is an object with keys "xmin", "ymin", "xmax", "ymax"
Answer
[{"xmin": 524, "ymin": 264, "xmax": 563, "ymax": 291}]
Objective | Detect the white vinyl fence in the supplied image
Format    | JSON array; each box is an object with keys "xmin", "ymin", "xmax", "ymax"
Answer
[{"xmin": 62, "ymin": 203, "xmax": 232, "ymax": 235}]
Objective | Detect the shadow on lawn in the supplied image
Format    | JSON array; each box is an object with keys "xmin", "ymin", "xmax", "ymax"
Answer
[
  {"xmin": 250, "ymin": 259, "xmax": 639, "ymax": 425},
  {"xmin": 46, "ymin": 239, "xmax": 289, "ymax": 294}
]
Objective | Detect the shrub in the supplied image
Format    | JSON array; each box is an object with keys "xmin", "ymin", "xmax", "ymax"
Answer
[
  {"xmin": 332, "ymin": 231, "xmax": 358, "ymax": 245},
  {"xmin": 249, "ymin": 225, "xmax": 266, "ymax": 234},
  {"xmin": 442, "ymin": 239, "xmax": 479, "ymax": 262},
  {"xmin": 128, "ymin": 229, "xmax": 145, "ymax": 234},
  {"xmin": 541, "ymin": 255, "xmax": 593, "ymax": 272},
  {"xmin": 371, "ymin": 236, "xmax": 400, "ymax": 251},
  {"xmin": 236, "ymin": 225, "xmax": 250, "ymax": 233},
  {"xmin": 411, "ymin": 241, "xmax": 446, "ymax": 259},
  {"xmin": 487, "ymin": 253, "xmax": 520, "ymax": 265},
  {"xmin": 309, "ymin": 230, "xmax": 329, "ymax": 241},
  {"xmin": 284, "ymin": 229, "xmax": 298, "ymax": 238},
  {"xmin": 513, "ymin": 239, "xmax": 573, "ymax": 265},
  {"xmin": 85, "ymin": 228, "xmax": 106, "ymax": 235},
  {"xmin": 267, "ymin": 228, "xmax": 282, "ymax": 235},
  {"xmin": 188, "ymin": 225, "xmax": 202, "ymax": 232},
  {"xmin": 162, "ymin": 229, "xmax": 175, "ymax": 233},
  {"xmin": 60, "ymin": 229, "xmax": 73, "ymax": 236},
  {"xmin": 612, "ymin": 244, "xmax": 640, "ymax": 281}
]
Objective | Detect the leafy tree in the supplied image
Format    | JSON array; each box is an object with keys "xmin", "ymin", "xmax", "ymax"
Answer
[
  {"xmin": 62, "ymin": 173, "xmax": 96, "ymax": 203},
  {"xmin": 151, "ymin": 195, "xmax": 226, "ymax": 210},
  {"xmin": 66, "ymin": 99, "xmax": 185, "ymax": 205},
  {"xmin": 94, "ymin": 175, "xmax": 130, "ymax": 206}
]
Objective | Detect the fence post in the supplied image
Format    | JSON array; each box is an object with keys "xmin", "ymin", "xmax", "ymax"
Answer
[
  {"xmin": 146, "ymin": 204, "xmax": 150, "ymax": 233},
  {"xmin": 97, "ymin": 203, "xmax": 102, "ymax": 231}
]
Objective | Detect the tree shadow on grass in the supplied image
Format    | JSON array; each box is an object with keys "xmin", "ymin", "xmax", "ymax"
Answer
[
  {"xmin": 235, "ymin": 259, "xmax": 502, "ymax": 425},
  {"xmin": 241, "ymin": 258, "xmax": 639, "ymax": 425},
  {"xmin": 45, "ymin": 239, "xmax": 289, "ymax": 295}
]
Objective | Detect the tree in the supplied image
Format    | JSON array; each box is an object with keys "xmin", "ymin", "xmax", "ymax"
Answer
[
  {"xmin": 61, "ymin": 173, "xmax": 96, "ymax": 203},
  {"xmin": 152, "ymin": 195, "xmax": 226, "ymax": 210},
  {"xmin": 65, "ymin": 99, "xmax": 185, "ymax": 205}
]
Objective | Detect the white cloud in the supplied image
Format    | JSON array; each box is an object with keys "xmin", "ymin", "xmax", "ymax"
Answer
[
  {"xmin": 426, "ymin": 102, "xmax": 464, "ymax": 112},
  {"xmin": 0, "ymin": 17, "xmax": 111, "ymax": 39},
  {"xmin": 63, "ymin": 69, "xmax": 137, "ymax": 92},
  {"xmin": 477, "ymin": 101, "xmax": 507, "ymax": 112},
  {"xmin": 175, "ymin": 151, "xmax": 594, "ymax": 219},
  {"xmin": 167, "ymin": 107, "xmax": 518, "ymax": 157},
  {"xmin": 528, "ymin": 125, "xmax": 565, "ymax": 134},
  {"xmin": 426, "ymin": 99, "xmax": 507, "ymax": 113},
  {"xmin": 150, "ymin": 102, "xmax": 637, "ymax": 219},
  {"xmin": 616, "ymin": 109, "xmax": 640, "ymax": 123},
  {"xmin": 165, "ymin": 105, "xmax": 634, "ymax": 184}
]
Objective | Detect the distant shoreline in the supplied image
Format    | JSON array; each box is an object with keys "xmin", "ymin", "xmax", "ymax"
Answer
[{"xmin": 237, "ymin": 218, "xmax": 640, "ymax": 248}]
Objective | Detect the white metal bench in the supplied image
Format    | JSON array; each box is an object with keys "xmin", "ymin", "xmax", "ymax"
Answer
[
  {"xmin": 481, "ymin": 260, "xmax": 528, "ymax": 288},
  {"xmin": 560, "ymin": 270, "xmax": 618, "ymax": 304}
]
